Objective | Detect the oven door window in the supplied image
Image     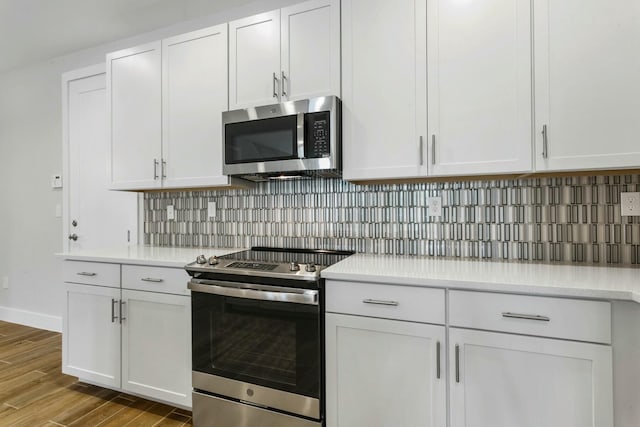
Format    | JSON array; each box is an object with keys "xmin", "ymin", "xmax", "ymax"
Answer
[
  {"xmin": 192, "ymin": 292, "xmax": 319, "ymax": 398},
  {"xmin": 225, "ymin": 115, "xmax": 299, "ymax": 164}
]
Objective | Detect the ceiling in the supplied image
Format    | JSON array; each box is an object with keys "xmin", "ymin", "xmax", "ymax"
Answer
[{"xmin": 0, "ymin": 0, "xmax": 255, "ymax": 74}]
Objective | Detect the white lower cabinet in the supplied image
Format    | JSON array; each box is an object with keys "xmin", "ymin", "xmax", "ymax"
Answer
[
  {"xmin": 325, "ymin": 282, "xmax": 614, "ymax": 427},
  {"xmin": 64, "ymin": 283, "xmax": 121, "ymax": 388},
  {"xmin": 449, "ymin": 328, "xmax": 613, "ymax": 427},
  {"xmin": 121, "ymin": 289, "xmax": 191, "ymax": 408},
  {"xmin": 63, "ymin": 261, "xmax": 192, "ymax": 408},
  {"xmin": 326, "ymin": 313, "xmax": 446, "ymax": 427}
]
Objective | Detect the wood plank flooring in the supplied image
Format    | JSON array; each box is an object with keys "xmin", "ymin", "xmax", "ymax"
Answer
[{"xmin": 0, "ymin": 321, "xmax": 192, "ymax": 427}]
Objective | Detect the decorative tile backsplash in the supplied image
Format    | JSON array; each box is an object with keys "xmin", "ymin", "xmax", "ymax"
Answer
[{"xmin": 144, "ymin": 174, "xmax": 640, "ymax": 265}]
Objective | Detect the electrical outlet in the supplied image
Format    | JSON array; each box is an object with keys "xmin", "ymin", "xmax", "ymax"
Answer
[
  {"xmin": 621, "ymin": 192, "xmax": 640, "ymax": 216},
  {"xmin": 428, "ymin": 196, "xmax": 442, "ymax": 217},
  {"xmin": 207, "ymin": 201, "xmax": 217, "ymax": 219},
  {"xmin": 167, "ymin": 205, "xmax": 175, "ymax": 220},
  {"xmin": 2, "ymin": 277, "xmax": 8, "ymax": 289}
]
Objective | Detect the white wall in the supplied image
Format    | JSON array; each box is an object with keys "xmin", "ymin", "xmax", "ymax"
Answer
[{"xmin": 0, "ymin": 0, "xmax": 298, "ymax": 330}]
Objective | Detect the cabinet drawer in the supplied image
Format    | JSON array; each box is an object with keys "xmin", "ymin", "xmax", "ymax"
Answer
[
  {"xmin": 325, "ymin": 280, "xmax": 445, "ymax": 324},
  {"xmin": 122, "ymin": 265, "xmax": 190, "ymax": 295},
  {"xmin": 449, "ymin": 290, "xmax": 611, "ymax": 344},
  {"xmin": 63, "ymin": 261, "xmax": 120, "ymax": 288}
]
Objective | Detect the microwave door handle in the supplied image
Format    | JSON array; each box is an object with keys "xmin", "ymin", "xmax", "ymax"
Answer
[{"xmin": 297, "ymin": 112, "xmax": 305, "ymax": 158}]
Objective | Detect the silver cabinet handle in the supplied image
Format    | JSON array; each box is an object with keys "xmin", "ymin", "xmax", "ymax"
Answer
[
  {"xmin": 141, "ymin": 277, "xmax": 163, "ymax": 283},
  {"xmin": 77, "ymin": 272, "xmax": 96, "ymax": 277},
  {"xmin": 68, "ymin": 234, "xmax": 78, "ymax": 241},
  {"xmin": 281, "ymin": 71, "xmax": 287, "ymax": 98},
  {"xmin": 455, "ymin": 344, "xmax": 460, "ymax": 383},
  {"xmin": 436, "ymin": 341, "xmax": 441, "ymax": 379},
  {"xmin": 119, "ymin": 300, "xmax": 126, "ymax": 323},
  {"xmin": 111, "ymin": 299, "xmax": 117, "ymax": 323},
  {"xmin": 153, "ymin": 159, "xmax": 159, "ymax": 180},
  {"xmin": 362, "ymin": 299, "xmax": 399, "ymax": 306},
  {"xmin": 542, "ymin": 124, "xmax": 548, "ymax": 159},
  {"xmin": 431, "ymin": 135, "xmax": 436, "ymax": 165},
  {"xmin": 273, "ymin": 72, "xmax": 279, "ymax": 99},
  {"xmin": 419, "ymin": 136, "xmax": 424, "ymax": 165},
  {"xmin": 161, "ymin": 160, "xmax": 167, "ymax": 179},
  {"xmin": 502, "ymin": 312, "xmax": 550, "ymax": 322}
]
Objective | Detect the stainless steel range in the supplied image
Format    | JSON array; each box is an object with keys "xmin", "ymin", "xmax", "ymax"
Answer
[{"xmin": 185, "ymin": 247, "xmax": 353, "ymax": 427}]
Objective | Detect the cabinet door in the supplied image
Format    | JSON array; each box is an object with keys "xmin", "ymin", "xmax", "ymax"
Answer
[
  {"xmin": 427, "ymin": 0, "xmax": 532, "ymax": 176},
  {"xmin": 534, "ymin": 0, "xmax": 640, "ymax": 171},
  {"xmin": 162, "ymin": 24, "xmax": 231, "ymax": 188},
  {"xmin": 341, "ymin": 0, "xmax": 427, "ymax": 181},
  {"xmin": 326, "ymin": 313, "xmax": 446, "ymax": 427},
  {"xmin": 108, "ymin": 42, "xmax": 162, "ymax": 190},
  {"xmin": 121, "ymin": 289, "xmax": 192, "ymax": 408},
  {"xmin": 229, "ymin": 10, "xmax": 281, "ymax": 109},
  {"xmin": 450, "ymin": 328, "xmax": 613, "ymax": 427},
  {"xmin": 63, "ymin": 283, "xmax": 121, "ymax": 388},
  {"xmin": 281, "ymin": 0, "xmax": 340, "ymax": 101}
]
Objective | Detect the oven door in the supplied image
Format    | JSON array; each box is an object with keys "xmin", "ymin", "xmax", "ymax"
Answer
[{"xmin": 189, "ymin": 280, "xmax": 321, "ymax": 419}]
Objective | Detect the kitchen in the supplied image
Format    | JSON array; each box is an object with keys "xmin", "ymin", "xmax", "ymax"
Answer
[{"xmin": 1, "ymin": 0, "xmax": 640, "ymax": 426}]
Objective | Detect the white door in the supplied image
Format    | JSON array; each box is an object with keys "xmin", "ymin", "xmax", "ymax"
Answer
[
  {"xmin": 63, "ymin": 283, "xmax": 121, "ymax": 388},
  {"xmin": 534, "ymin": 0, "xmax": 640, "ymax": 171},
  {"xmin": 65, "ymin": 68, "xmax": 138, "ymax": 251},
  {"xmin": 108, "ymin": 42, "xmax": 162, "ymax": 189},
  {"xmin": 449, "ymin": 328, "xmax": 613, "ymax": 427},
  {"xmin": 325, "ymin": 313, "xmax": 446, "ymax": 427},
  {"xmin": 281, "ymin": 0, "xmax": 340, "ymax": 101},
  {"xmin": 341, "ymin": 0, "xmax": 428, "ymax": 181},
  {"xmin": 229, "ymin": 10, "xmax": 281, "ymax": 109},
  {"xmin": 427, "ymin": 0, "xmax": 532, "ymax": 176},
  {"xmin": 121, "ymin": 289, "xmax": 192, "ymax": 407},
  {"xmin": 162, "ymin": 24, "xmax": 230, "ymax": 188}
]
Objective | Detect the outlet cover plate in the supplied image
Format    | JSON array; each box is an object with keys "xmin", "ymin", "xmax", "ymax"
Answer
[
  {"xmin": 621, "ymin": 192, "xmax": 640, "ymax": 216},
  {"xmin": 167, "ymin": 205, "xmax": 175, "ymax": 220},
  {"xmin": 207, "ymin": 201, "xmax": 216, "ymax": 219},
  {"xmin": 428, "ymin": 196, "xmax": 442, "ymax": 217}
]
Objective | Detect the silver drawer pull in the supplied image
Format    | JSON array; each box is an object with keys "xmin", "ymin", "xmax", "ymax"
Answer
[
  {"xmin": 141, "ymin": 277, "xmax": 164, "ymax": 283},
  {"xmin": 363, "ymin": 299, "xmax": 399, "ymax": 307},
  {"xmin": 502, "ymin": 312, "xmax": 550, "ymax": 322},
  {"xmin": 77, "ymin": 272, "xmax": 97, "ymax": 277}
]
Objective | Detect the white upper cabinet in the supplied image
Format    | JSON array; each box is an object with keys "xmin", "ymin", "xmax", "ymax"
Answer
[
  {"xmin": 162, "ymin": 24, "xmax": 230, "ymax": 188},
  {"xmin": 281, "ymin": 0, "xmax": 341, "ymax": 101},
  {"xmin": 229, "ymin": 0, "xmax": 340, "ymax": 110},
  {"xmin": 108, "ymin": 42, "xmax": 162, "ymax": 190},
  {"xmin": 533, "ymin": 0, "xmax": 640, "ymax": 172},
  {"xmin": 229, "ymin": 10, "xmax": 281, "ymax": 109},
  {"xmin": 427, "ymin": 0, "xmax": 532, "ymax": 176},
  {"xmin": 342, "ymin": 0, "xmax": 427, "ymax": 181}
]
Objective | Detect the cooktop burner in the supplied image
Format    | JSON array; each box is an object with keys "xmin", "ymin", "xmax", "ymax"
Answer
[{"xmin": 185, "ymin": 246, "xmax": 354, "ymax": 281}]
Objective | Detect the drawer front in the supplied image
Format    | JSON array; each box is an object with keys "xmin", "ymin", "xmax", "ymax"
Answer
[
  {"xmin": 63, "ymin": 261, "xmax": 120, "ymax": 288},
  {"xmin": 122, "ymin": 265, "xmax": 190, "ymax": 295},
  {"xmin": 325, "ymin": 280, "xmax": 445, "ymax": 324},
  {"xmin": 449, "ymin": 290, "xmax": 611, "ymax": 344}
]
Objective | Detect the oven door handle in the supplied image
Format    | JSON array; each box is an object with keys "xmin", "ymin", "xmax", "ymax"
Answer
[{"xmin": 188, "ymin": 281, "xmax": 318, "ymax": 305}]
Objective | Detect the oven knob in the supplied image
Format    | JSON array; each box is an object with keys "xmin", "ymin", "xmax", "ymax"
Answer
[
  {"xmin": 196, "ymin": 255, "xmax": 207, "ymax": 265},
  {"xmin": 208, "ymin": 256, "xmax": 219, "ymax": 265},
  {"xmin": 290, "ymin": 262, "xmax": 300, "ymax": 271},
  {"xmin": 305, "ymin": 263, "xmax": 317, "ymax": 272}
]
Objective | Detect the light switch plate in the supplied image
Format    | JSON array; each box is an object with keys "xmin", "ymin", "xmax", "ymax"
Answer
[
  {"xmin": 428, "ymin": 196, "xmax": 442, "ymax": 217},
  {"xmin": 167, "ymin": 205, "xmax": 175, "ymax": 220},
  {"xmin": 51, "ymin": 174, "xmax": 63, "ymax": 188},
  {"xmin": 207, "ymin": 201, "xmax": 216, "ymax": 219},
  {"xmin": 621, "ymin": 192, "xmax": 640, "ymax": 216}
]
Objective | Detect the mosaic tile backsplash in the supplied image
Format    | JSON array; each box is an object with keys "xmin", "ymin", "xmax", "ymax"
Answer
[{"xmin": 144, "ymin": 174, "xmax": 640, "ymax": 265}]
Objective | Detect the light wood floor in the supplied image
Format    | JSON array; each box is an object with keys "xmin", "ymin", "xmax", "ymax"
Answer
[{"xmin": 0, "ymin": 321, "xmax": 192, "ymax": 427}]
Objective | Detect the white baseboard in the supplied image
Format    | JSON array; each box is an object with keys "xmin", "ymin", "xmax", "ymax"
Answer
[{"xmin": 0, "ymin": 306, "xmax": 62, "ymax": 332}]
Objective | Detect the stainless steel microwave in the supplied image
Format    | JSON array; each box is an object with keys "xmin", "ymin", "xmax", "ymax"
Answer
[{"xmin": 222, "ymin": 96, "xmax": 341, "ymax": 181}]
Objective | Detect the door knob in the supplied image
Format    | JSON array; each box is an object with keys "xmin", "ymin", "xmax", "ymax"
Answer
[{"xmin": 68, "ymin": 233, "xmax": 78, "ymax": 241}]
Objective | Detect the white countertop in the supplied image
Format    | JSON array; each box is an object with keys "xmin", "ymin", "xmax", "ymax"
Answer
[
  {"xmin": 322, "ymin": 254, "xmax": 640, "ymax": 303},
  {"xmin": 56, "ymin": 245, "xmax": 245, "ymax": 268}
]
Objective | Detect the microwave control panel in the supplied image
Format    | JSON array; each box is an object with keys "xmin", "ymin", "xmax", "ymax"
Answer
[{"xmin": 304, "ymin": 111, "xmax": 331, "ymax": 158}]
